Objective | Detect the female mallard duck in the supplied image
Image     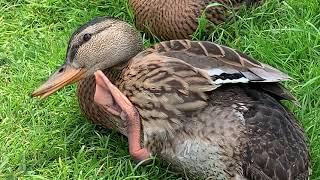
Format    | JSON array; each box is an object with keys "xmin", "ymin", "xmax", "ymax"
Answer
[
  {"xmin": 129, "ymin": 0, "xmax": 262, "ymax": 40},
  {"xmin": 32, "ymin": 17, "xmax": 310, "ymax": 179}
]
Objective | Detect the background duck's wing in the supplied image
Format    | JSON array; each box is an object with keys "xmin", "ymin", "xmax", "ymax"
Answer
[{"xmin": 149, "ymin": 40, "xmax": 295, "ymax": 100}]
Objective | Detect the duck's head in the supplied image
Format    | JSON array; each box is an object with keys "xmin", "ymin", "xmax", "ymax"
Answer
[{"xmin": 32, "ymin": 17, "xmax": 143, "ymax": 98}]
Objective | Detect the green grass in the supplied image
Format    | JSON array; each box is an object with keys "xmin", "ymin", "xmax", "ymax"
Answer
[{"xmin": 0, "ymin": 0, "xmax": 319, "ymax": 179}]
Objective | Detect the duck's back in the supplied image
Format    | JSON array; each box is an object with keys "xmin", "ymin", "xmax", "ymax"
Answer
[
  {"xmin": 129, "ymin": 0, "xmax": 261, "ymax": 40},
  {"xmin": 117, "ymin": 40, "xmax": 310, "ymax": 179}
]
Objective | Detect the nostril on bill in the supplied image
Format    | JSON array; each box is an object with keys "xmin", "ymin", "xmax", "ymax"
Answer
[{"xmin": 58, "ymin": 68, "xmax": 64, "ymax": 73}]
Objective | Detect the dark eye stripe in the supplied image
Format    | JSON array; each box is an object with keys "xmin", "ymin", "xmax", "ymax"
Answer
[
  {"xmin": 67, "ymin": 34, "xmax": 90, "ymax": 62},
  {"xmin": 68, "ymin": 44, "xmax": 80, "ymax": 63}
]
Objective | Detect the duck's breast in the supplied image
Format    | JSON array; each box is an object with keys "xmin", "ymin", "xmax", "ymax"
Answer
[{"xmin": 143, "ymin": 102, "xmax": 248, "ymax": 179}]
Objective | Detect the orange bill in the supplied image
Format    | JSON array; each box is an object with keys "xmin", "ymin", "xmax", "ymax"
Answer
[{"xmin": 32, "ymin": 64, "xmax": 86, "ymax": 99}]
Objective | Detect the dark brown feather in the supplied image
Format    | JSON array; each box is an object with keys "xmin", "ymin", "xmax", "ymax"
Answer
[{"xmin": 240, "ymin": 87, "xmax": 309, "ymax": 180}]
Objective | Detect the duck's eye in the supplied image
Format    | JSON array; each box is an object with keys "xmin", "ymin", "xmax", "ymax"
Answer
[{"xmin": 83, "ymin": 33, "xmax": 92, "ymax": 42}]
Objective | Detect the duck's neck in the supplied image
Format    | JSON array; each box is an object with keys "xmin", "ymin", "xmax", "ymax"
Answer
[
  {"xmin": 76, "ymin": 62, "xmax": 131, "ymax": 136},
  {"xmin": 105, "ymin": 61, "xmax": 129, "ymax": 85}
]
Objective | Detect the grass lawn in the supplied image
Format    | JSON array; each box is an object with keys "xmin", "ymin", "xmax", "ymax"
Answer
[{"xmin": 0, "ymin": 0, "xmax": 319, "ymax": 179}]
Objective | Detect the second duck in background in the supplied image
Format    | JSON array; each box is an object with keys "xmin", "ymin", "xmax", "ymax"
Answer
[{"xmin": 129, "ymin": 0, "xmax": 262, "ymax": 40}]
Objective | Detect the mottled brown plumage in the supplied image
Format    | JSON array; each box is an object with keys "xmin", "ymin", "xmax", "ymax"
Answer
[
  {"xmin": 32, "ymin": 17, "xmax": 310, "ymax": 179},
  {"xmin": 129, "ymin": 0, "xmax": 262, "ymax": 40}
]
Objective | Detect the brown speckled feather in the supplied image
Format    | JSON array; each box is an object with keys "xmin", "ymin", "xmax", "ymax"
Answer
[
  {"xmin": 120, "ymin": 54, "xmax": 217, "ymax": 136},
  {"xmin": 129, "ymin": 0, "xmax": 262, "ymax": 40}
]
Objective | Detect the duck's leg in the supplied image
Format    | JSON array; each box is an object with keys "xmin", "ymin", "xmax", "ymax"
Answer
[{"xmin": 94, "ymin": 70, "xmax": 151, "ymax": 163}]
